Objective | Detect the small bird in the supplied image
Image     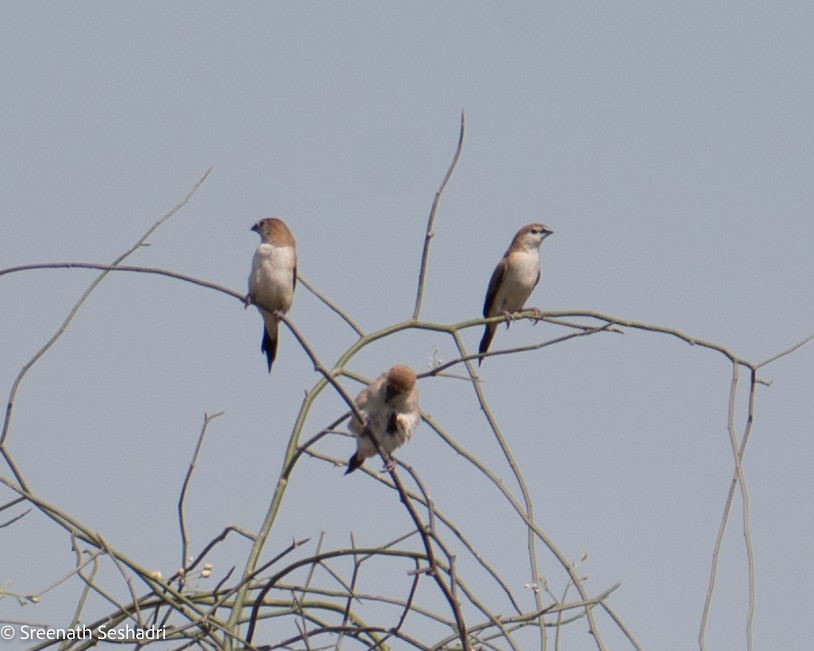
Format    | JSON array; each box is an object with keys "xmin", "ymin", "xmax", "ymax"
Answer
[
  {"xmin": 247, "ymin": 218, "xmax": 297, "ymax": 372},
  {"xmin": 479, "ymin": 223, "xmax": 553, "ymax": 364},
  {"xmin": 345, "ymin": 365, "xmax": 420, "ymax": 474}
]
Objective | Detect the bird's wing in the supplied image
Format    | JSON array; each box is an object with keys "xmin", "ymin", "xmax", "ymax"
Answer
[{"xmin": 483, "ymin": 257, "xmax": 508, "ymax": 317}]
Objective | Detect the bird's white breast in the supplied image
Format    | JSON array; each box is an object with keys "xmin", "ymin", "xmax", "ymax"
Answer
[
  {"xmin": 496, "ymin": 249, "xmax": 540, "ymax": 313},
  {"xmin": 249, "ymin": 244, "xmax": 296, "ymax": 312}
]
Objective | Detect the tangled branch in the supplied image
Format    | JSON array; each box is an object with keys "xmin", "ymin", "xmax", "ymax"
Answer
[{"xmin": 2, "ymin": 123, "xmax": 809, "ymax": 651}]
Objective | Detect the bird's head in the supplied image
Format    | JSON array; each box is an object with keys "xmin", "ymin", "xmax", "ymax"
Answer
[
  {"xmin": 384, "ymin": 365, "xmax": 417, "ymax": 403},
  {"xmin": 513, "ymin": 223, "xmax": 553, "ymax": 251},
  {"xmin": 251, "ymin": 217, "xmax": 296, "ymax": 247}
]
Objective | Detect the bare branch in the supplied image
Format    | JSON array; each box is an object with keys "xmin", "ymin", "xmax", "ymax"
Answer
[
  {"xmin": 298, "ymin": 274, "xmax": 365, "ymax": 336},
  {"xmin": 178, "ymin": 411, "xmax": 225, "ymax": 585},
  {"xmin": 412, "ymin": 111, "xmax": 465, "ymax": 320},
  {"xmin": 757, "ymin": 331, "xmax": 814, "ymax": 368}
]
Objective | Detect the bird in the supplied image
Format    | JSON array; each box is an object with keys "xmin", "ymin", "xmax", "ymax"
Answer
[
  {"xmin": 478, "ymin": 223, "xmax": 553, "ymax": 365},
  {"xmin": 247, "ymin": 217, "xmax": 297, "ymax": 372},
  {"xmin": 345, "ymin": 364, "xmax": 420, "ymax": 474}
]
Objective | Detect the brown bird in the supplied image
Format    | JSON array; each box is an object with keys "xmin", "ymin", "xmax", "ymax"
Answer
[
  {"xmin": 479, "ymin": 223, "xmax": 553, "ymax": 364},
  {"xmin": 345, "ymin": 365, "xmax": 421, "ymax": 474},
  {"xmin": 247, "ymin": 218, "xmax": 297, "ymax": 371}
]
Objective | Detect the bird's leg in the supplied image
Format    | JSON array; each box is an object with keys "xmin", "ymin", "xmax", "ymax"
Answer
[
  {"xmin": 525, "ymin": 307, "xmax": 543, "ymax": 325},
  {"xmin": 501, "ymin": 309, "xmax": 514, "ymax": 330},
  {"xmin": 381, "ymin": 455, "xmax": 397, "ymax": 473}
]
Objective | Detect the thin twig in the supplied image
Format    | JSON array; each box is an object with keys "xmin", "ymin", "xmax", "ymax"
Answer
[
  {"xmin": 167, "ymin": 525, "xmax": 256, "ymax": 585},
  {"xmin": 423, "ymin": 321, "xmax": 613, "ymax": 376},
  {"xmin": 298, "ymin": 274, "xmax": 365, "ymax": 336},
  {"xmin": 0, "ymin": 507, "xmax": 30, "ymax": 528},
  {"xmin": 60, "ymin": 544, "xmax": 101, "ymax": 650},
  {"xmin": 756, "ymin": 331, "xmax": 814, "ymax": 368},
  {"xmin": 338, "ymin": 533, "xmax": 361, "ymax": 650},
  {"xmin": 411, "ymin": 111, "xmax": 465, "ymax": 320},
  {"xmin": 32, "ymin": 548, "xmax": 102, "ymax": 600},
  {"xmin": 699, "ymin": 364, "xmax": 758, "ymax": 651},
  {"xmin": 178, "ymin": 411, "xmax": 225, "ymax": 584},
  {"xmin": 0, "ymin": 495, "xmax": 27, "ymax": 512},
  {"xmin": 99, "ymin": 534, "xmax": 144, "ymax": 627},
  {"xmin": 0, "ymin": 261, "xmax": 241, "ymax": 299}
]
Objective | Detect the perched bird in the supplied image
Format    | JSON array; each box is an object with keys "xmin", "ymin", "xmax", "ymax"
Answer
[
  {"xmin": 345, "ymin": 365, "xmax": 420, "ymax": 475},
  {"xmin": 479, "ymin": 223, "xmax": 553, "ymax": 365},
  {"xmin": 247, "ymin": 218, "xmax": 297, "ymax": 372}
]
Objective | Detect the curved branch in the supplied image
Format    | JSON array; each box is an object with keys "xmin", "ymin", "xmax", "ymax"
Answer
[{"xmin": 411, "ymin": 111, "xmax": 465, "ymax": 320}]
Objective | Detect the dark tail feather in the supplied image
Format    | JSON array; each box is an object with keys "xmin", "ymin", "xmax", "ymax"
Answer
[
  {"xmin": 478, "ymin": 324, "xmax": 496, "ymax": 366},
  {"xmin": 344, "ymin": 452, "xmax": 364, "ymax": 475},
  {"xmin": 261, "ymin": 328, "xmax": 278, "ymax": 372}
]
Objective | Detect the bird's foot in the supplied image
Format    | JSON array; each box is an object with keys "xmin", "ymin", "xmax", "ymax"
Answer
[
  {"xmin": 381, "ymin": 457, "xmax": 397, "ymax": 473},
  {"xmin": 526, "ymin": 307, "xmax": 543, "ymax": 324},
  {"xmin": 272, "ymin": 308, "xmax": 285, "ymax": 321},
  {"xmin": 244, "ymin": 294, "xmax": 253, "ymax": 309},
  {"xmin": 501, "ymin": 310, "xmax": 514, "ymax": 330}
]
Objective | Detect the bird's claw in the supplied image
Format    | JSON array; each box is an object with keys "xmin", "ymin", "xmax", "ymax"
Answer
[
  {"xmin": 527, "ymin": 307, "xmax": 543, "ymax": 324},
  {"xmin": 244, "ymin": 294, "xmax": 253, "ymax": 309}
]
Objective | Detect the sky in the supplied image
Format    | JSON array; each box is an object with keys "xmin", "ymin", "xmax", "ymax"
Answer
[{"xmin": 2, "ymin": 2, "xmax": 813, "ymax": 650}]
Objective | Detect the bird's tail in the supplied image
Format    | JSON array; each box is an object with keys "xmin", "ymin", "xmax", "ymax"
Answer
[
  {"xmin": 478, "ymin": 324, "xmax": 496, "ymax": 366},
  {"xmin": 344, "ymin": 452, "xmax": 364, "ymax": 475},
  {"xmin": 261, "ymin": 323, "xmax": 279, "ymax": 372}
]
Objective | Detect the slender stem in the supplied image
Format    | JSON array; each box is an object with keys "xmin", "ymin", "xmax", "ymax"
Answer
[{"xmin": 412, "ymin": 111, "xmax": 465, "ymax": 320}]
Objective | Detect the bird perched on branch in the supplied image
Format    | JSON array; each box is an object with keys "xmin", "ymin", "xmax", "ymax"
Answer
[
  {"xmin": 247, "ymin": 218, "xmax": 297, "ymax": 372},
  {"xmin": 479, "ymin": 223, "xmax": 553, "ymax": 365},
  {"xmin": 345, "ymin": 365, "xmax": 420, "ymax": 474}
]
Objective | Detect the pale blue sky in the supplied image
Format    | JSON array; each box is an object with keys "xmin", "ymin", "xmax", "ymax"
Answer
[{"xmin": 2, "ymin": 3, "xmax": 813, "ymax": 649}]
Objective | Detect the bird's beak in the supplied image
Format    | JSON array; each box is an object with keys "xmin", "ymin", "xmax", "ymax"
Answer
[{"xmin": 250, "ymin": 223, "xmax": 259, "ymax": 233}]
